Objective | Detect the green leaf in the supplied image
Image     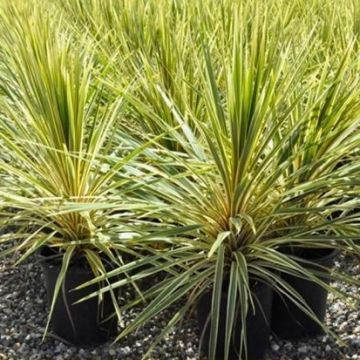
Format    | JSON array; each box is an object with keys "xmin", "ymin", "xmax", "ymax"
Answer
[
  {"xmin": 209, "ymin": 244, "xmax": 224, "ymax": 360},
  {"xmin": 208, "ymin": 231, "xmax": 231, "ymax": 258},
  {"xmin": 224, "ymin": 261, "xmax": 238, "ymax": 359}
]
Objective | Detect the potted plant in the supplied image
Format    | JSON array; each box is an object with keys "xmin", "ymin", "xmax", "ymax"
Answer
[
  {"xmin": 0, "ymin": 5, "xmax": 160, "ymax": 346},
  {"xmin": 268, "ymin": 42, "xmax": 360, "ymax": 339},
  {"xmin": 74, "ymin": 17, "xmax": 360, "ymax": 359}
]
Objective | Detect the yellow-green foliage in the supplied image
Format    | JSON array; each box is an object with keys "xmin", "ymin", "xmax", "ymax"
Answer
[{"xmin": 0, "ymin": 1, "xmax": 360, "ymax": 359}]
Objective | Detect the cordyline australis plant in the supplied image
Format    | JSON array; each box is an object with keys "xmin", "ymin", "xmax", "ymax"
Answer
[
  {"xmin": 268, "ymin": 41, "xmax": 360, "ymax": 249},
  {"xmin": 0, "ymin": 3, "xmax": 183, "ymax": 336},
  {"xmin": 73, "ymin": 13, "xmax": 356, "ymax": 360},
  {"xmin": 55, "ymin": 1, "xmax": 278, "ymax": 149},
  {"xmin": 56, "ymin": 0, "xmax": 208, "ymax": 150},
  {"xmin": 76, "ymin": 14, "xmax": 360, "ymax": 360},
  {"xmin": 51, "ymin": 0, "xmax": 360, "ymax": 165}
]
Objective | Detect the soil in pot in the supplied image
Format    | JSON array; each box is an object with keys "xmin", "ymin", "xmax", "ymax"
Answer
[
  {"xmin": 38, "ymin": 246, "xmax": 119, "ymax": 346},
  {"xmin": 196, "ymin": 282, "xmax": 273, "ymax": 360},
  {"xmin": 271, "ymin": 247, "xmax": 337, "ymax": 340}
]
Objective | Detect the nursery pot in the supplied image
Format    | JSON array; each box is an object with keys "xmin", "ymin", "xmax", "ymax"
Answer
[
  {"xmin": 38, "ymin": 247, "xmax": 118, "ymax": 346},
  {"xmin": 196, "ymin": 282, "xmax": 273, "ymax": 360},
  {"xmin": 271, "ymin": 248, "xmax": 338, "ymax": 340}
]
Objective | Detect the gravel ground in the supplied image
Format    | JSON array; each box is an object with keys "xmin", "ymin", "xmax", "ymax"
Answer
[{"xmin": 0, "ymin": 254, "xmax": 359, "ymax": 360}]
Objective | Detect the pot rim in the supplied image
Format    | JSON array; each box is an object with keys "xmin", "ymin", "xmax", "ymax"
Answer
[
  {"xmin": 297, "ymin": 247, "xmax": 339, "ymax": 263},
  {"xmin": 36, "ymin": 245, "xmax": 95, "ymax": 275}
]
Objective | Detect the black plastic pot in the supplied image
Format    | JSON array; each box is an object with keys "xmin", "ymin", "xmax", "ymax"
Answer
[
  {"xmin": 38, "ymin": 247, "xmax": 118, "ymax": 346},
  {"xmin": 271, "ymin": 248, "xmax": 338, "ymax": 340},
  {"xmin": 196, "ymin": 282, "xmax": 273, "ymax": 360}
]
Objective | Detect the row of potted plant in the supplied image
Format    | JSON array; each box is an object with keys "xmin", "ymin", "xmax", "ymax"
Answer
[{"xmin": 0, "ymin": 1, "xmax": 360, "ymax": 360}]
